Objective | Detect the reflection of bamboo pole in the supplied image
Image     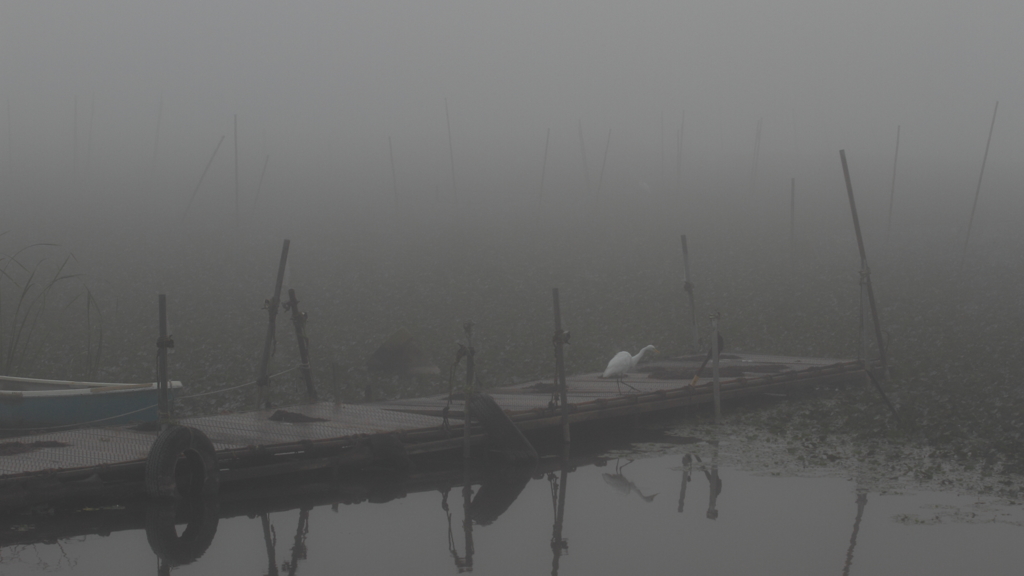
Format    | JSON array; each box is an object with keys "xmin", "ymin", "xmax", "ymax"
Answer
[
  {"xmin": 550, "ymin": 445, "xmax": 569, "ymax": 576},
  {"xmin": 842, "ymin": 492, "xmax": 868, "ymax": 576},
  {"xmin": 261, "ymin": 512, "xmax": 280, "ymax": 576},
  {"xmin": 677, "ymin": 453, "xmax": 692, "ymax": 513},
  {"xmin": 460, "ymin": 462, "xmax": 475, "ymax": 571},
  {"xmin": 963, "ymin": 101, "xmax": 998, "ymax": 266},
  {"xmin": 285, "ymin": 507, "xmax": 310, "ymax": 576}
]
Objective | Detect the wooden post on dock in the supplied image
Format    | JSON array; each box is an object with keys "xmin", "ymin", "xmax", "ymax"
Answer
[
  {"xmin": 680, "ymin": 236, "xmax": 699, "ymax": 352},
  {"xmin": 286, "ymin": 289, "xmax": 317, "ymax": 403},
  {"xmin": 710, "ymin": 311, "xmax": 721, "ymax": 424},
  {"xmin": 156, "ymin": 294, "xmax": 172, "ymax": 426},
  {"xmin": 463, "ymin": 322, "xmax": 474, "ymax": 460},
  {"xmin": 257, "ymin": 239, "xmax": 290, "ymax": 409},
  {"xmin": 839, "ymin": 151, "xmax": 888, "ymax": 378},
  {"xmin": 552, "ymin": 288, "xmax": 570, "ymax": 444}
]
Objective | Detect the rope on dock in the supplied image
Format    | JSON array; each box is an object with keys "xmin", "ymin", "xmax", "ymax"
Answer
[{"xmin": 176, "ymin": 366, "xmax": 300, "ymax": 400}]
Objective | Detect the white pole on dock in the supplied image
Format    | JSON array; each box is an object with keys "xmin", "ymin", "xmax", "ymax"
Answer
[
  {"xmin": 681, "ymin": 235, "xmax": 699, "ymax": 353},
  {"xmin": 710, "ymin": 311, "xmax": 721, "ymax": 424}
]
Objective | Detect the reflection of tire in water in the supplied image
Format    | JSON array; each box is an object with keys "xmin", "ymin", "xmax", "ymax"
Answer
[
  {"xmin": 145, "ymin": 425, "xmax": 220, "ymax": 498},
  {"xmin": 146, "ymin": 497, "xmax": 220, "ymax": 567}
]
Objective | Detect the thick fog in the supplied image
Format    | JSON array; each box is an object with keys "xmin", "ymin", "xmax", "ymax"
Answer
[{"xmin": 0, "ymin": 2, "xmax": 1021, "ymax": 402}]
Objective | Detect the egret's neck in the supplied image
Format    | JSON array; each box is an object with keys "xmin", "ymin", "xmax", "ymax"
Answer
[{"xmin": 632, "ymin": 346, "xmax": 654, "ymax": 365}]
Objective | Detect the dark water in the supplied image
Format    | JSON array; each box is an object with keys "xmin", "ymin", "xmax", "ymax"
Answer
[{"xmin": 2, "ymin": 433, "xmax": 1021, "ymax": 576}]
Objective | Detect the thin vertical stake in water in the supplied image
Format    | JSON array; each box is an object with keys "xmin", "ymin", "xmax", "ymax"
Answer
[
  {"xmin": 963, "ymin": 101, "xmax": 998, "ymax": 266},
  {"xmin": 885, "ymin": 125, "xmax": 900, "ymax": 245}
]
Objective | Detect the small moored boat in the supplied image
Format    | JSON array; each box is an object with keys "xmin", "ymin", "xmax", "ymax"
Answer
[{"xmin": 0, "ymin": 375, "xmax": 181, "ymax": 429}]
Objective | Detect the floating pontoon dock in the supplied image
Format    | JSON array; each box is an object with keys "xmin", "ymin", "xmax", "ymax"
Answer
[{"xmin": 0, "ymin": 354, "xmax": 866, "ymax": 512}]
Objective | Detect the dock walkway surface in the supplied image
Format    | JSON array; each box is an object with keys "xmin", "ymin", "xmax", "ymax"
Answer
[{"xmin": 0, "ymin": 354, "xmax": 865, "ymax": 510}]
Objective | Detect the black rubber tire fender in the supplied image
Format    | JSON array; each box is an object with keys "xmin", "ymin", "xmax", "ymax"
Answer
[
  {"xmin": 145, "ymin": 497, "xmax": 220, "ymax": 566},
  {"xmin": 145, "ymin": 425, "xmax": 220, "ymax": 499}
]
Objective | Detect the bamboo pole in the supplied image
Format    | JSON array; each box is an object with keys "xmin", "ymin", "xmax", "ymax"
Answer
[
  {"xmin": 182, "ymin": 135, "xmax": 225, "ymax": 220},
  {"xmin": 680, "ymin": 235, "xmax": 698, "ymax": 352},
  {"xmin": 577, "ymin": 120, "xmax": 591, "ymax": 197},
  {"xmin": 445, "ymin": 98, "xmax": 457, "ymax": 201},
  {"xmin": 234, "ymin": 114, "xmax": 240, "ymax": 224},
  {"xmin": 72, "ymin": 95, "xmax": 78, "ymax": 186},
  {"xmin": 885, "ymin": 125, "xmax": 900, "ymax": 245},
  {"xmin": 750, "ymin": 118, "xmax": 762, "ymax": 195},
  {"xmin": 256, "ymin": 239, "xmax": 290, "ymax": 409},
  {"xmin": 710, "ymin": 312, "xmax": 721, "ymax": 423},
  {"xmin": 839, "ymin": 150, "xmax": 888, "ymax": 377},
  {"xmin": 157, "ymin": 294, "xmax": 171, "ymax": 426},
  {"xmin": 388, "ymin": 136, "xmax": 399, "ymax": 206},
  {"xmin": 596, "ymin": 128, "xmax": 610, "ymax": 202},
  {"xmin": 151, "ymin": 95, "xmax": 162, "ymax": 184},
  {"xmin": 963, "ymin": 101, "xmax": 998, "ymax": 267},
  {"xmin": 463, "ymin": 322, "xmax": 474, "ymax": 460},
  {"xmin": 287, "ymin": 288, "xmax": 317, "ymax": 403},
  {"xmin": 253, "ymin": 155, "xmax": 269, "ymax": 208},
  {"xmin": 676, "ymin": 113, "xmax": 685, "ymax": 195},
  {"xmin": 552, "ymin": 288, "xmax": 570, "ymax": 444},
  {"xmin": 790, "ymin": 178, "xmax": 796, "ymax": 259},
  {"xmin": 538, "ymin": 127, "xmax": 550, "ymax": 205}
]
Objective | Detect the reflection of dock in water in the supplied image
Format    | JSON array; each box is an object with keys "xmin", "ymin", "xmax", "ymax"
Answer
[
  {"xmin": 0, "ymin": 354, "xmax": 864, "ymax": 512},
  {"xmin": 0, "ymin": 445, "xmax": 599, "ymax": 572}
]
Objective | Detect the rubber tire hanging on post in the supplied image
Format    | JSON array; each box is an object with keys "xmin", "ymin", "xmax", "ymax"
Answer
[{"xmin": 145, "ymin": 425, "xmax": 220, "ymax": 498}]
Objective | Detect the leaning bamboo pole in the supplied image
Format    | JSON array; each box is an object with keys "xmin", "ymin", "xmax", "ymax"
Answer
[{"xmin": 962, "ymin": 101, "xmax": 998, "ymax": 267}]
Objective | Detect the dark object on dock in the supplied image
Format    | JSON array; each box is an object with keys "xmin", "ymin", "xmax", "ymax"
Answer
[
  {"xmin": 0, "ymin": 440, "xmax": 68, "ymax": 455},
  {"xmin": 145, "ymin": 426, "xmax": 220, "ymax": 499},
  {"xmin": 146, "ymin": 496, "xmax": 220, "ymax": 567},
  {"xmin": 468, "ymin": 393, "xmax": 538, "ymax": 465},
  {"xmin": 367, "ymin": 327, "xmax": 440, "ymax": 375},
  {"xmin": 269, "ymin": 410, "xmax": 329, "ymax": 423}
]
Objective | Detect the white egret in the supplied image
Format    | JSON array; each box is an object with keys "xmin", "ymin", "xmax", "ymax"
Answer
[{"xmin": 602, "ymin": 345, "xmax": 657, "ymax": 393}]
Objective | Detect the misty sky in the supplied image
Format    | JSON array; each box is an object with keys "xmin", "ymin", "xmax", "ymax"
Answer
[{"xmin": 2, "ymin": 1, "xmax": 1023, "ymax": 232}]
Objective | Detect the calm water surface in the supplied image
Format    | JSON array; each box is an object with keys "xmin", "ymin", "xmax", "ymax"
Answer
[{"xmin": 2, "ymin": 439, "xmax": 1022, "ymax": 575}]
